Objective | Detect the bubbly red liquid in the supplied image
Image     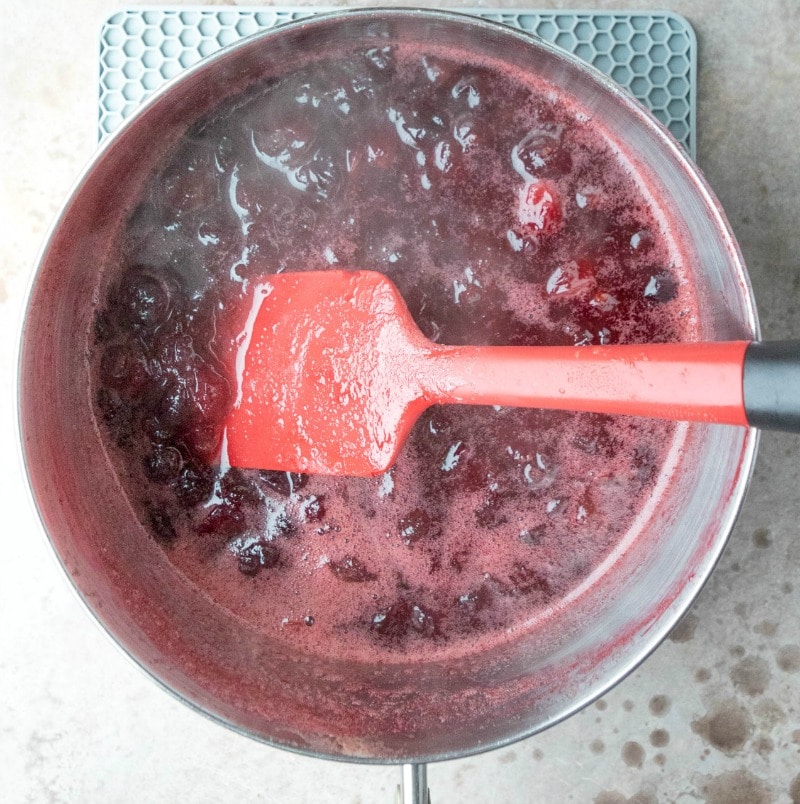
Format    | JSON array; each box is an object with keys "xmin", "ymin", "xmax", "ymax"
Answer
[{"xmin": 92, "ymin": 43, "xmax": 697, "ymax": 662}]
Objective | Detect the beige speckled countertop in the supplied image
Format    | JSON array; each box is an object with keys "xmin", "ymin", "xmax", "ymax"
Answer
[{"xmin": 2, "ymin": 2, "xmax": 800, "ymax": 802}]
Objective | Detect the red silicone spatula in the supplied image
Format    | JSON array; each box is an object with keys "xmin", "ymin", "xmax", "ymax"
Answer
[{"xmin": 224, "ymin": 270, "xmax": 800, "ymax": 476}]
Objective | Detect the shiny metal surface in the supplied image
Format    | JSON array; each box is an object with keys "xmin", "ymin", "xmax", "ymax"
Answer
[
  {"xmin": 397, "ymin": 764, "xmax": 430, "ymax": 804},
  {"xmin": 17, "ymin": 8, "xmax": 758, "ymax": 769}
]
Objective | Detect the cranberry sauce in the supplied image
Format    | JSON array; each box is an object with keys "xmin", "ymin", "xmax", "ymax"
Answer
[{"xmin": 91, "ymin": 43, "xmax": 697, "ymax": 662}]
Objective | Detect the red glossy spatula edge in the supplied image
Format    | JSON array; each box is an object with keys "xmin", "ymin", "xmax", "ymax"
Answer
[{"xmin": 223, "ymin": 270, "xmax": 800, "ymax": 477}]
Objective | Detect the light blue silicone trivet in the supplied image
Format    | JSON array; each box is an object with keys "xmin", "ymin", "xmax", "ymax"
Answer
[{"xmin": 99, "ymin": 7, "xmax": 696, "ymax": 157}]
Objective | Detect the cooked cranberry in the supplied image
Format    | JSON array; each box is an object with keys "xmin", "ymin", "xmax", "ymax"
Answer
[
  {"xmin": 545, "ymin": 260, "xmax": 596, "ymax": 298},
  {"xmin": 296, "ymin": 148, "xmax": 342, "ymax": 200},
  {"xmin": 475, "ymin": 491, "xmax": 508, "ymax": 528},
  {"xmin": 644, "ymin": 270, "xmax": 678, "ymax": 303},
  {"xmin": 632, "ymin": 445, "xmax": 658, "ymax": 484},
  {"xmin": 572, "ymin": 415, "xmax": 618, "ymax": 458},
  {"xmin": 449, "ymin": 548, "xmax": 470, "ymax": 573},
  {"xmin": 181, "ymin": 422, "xmax": 222, "ymax": 461},
  {"xmin": 518, "ymin": 526, "xmax": 545, "ymax": 547},
  {"xmin": 410, "ymin": 604, "xmax": 436, "ymax": 638},
  {"xmin": 328, "ymin": 556, "xmax": 376, "ymax": 583},
  {"xmin": 300, "ymin": 495, "xmax": 325, "ymax": 522},
  {"xmin": 93, "ymin": 309, "xmax": 115, "ymax": 343},
  {"xmin": 144, "ymin": 445, "xmax": 183, "ymax": 483},
  {"xmin": 508, "ymin": 563, "xmax": 550, "ymax": 596},
  {"xmin": 111, "ymin": 268, "xmax": 174, "ymax": 331},
  {"xmin": 371, "ymin": 600, "xmax": 435, "ymax": 641},
  {"xmin": 152, "ymin": 330, "xmax": 195, "ymax": 375},
  {"xmin": 100, "ymin": 343, "xmax": 149, "ymax": 394},
  {"xmin": 154, "ymin": 378, "xmax": 194, "ymax": 431},
  {"xmin": 456, "ymin": 585, "xmax": 491, "ymax": 615},
  {"xmin": 190, "ymin": 362, "xmax": 231, "ymax": 421},
  {"xmin": 146, "ymin": 504, "xmax": 177, "ymax": 544},
  {"xmin": 371, "ymin": 601, "xmax": 411, "ymax": 641},
  {"xmin": 461, "ymin": 457, "xmax": 492, "ymax": 493},
  {"xmin": 517, "ymin": 180, "xmax": 562, "ymax": 236},
  {"xmin": 266, "ymin": 507, "xmax": 295, "ymax": 539},
  {"xmin": 95, "ymin": 387, "xmax": 127, "ymax": 428},
  {"xmin": 398, "ymin": 508, "xmax": 433, "ymax": 544},
  {"xmin": 173, "ymin": 461, "xmax": 215, "ymax": 506},
  {"xmin": 512, "ymin": 124, "xmax": 571, "ymax": 178},
  {"xmin": 142, "ymin": 415, "xmax": 175, "ymax": 443},
  {"xmin": 220, "ymin": 469, "xmax": 262, "ymax": 507},
  {"xmin": 425, "ymin": 409, "xmax": 452, "ymax": 436},
  {"xmin": 162, "ymin": 160, "xmax": 218, "ymax": 217},
  {"xmin": 198, "ymin": 503, "xmax": 245, "ymax": 538},
  {"xmin": 235, "ymin": 538, "xmax": 279, "ymax": 575},
  {"xmin": 452, "ymin": 112, "xmax": 480, "ymax": 153},
  {"xmin": 258, "ymin": 470, "xmax": 308, "ymax": 497},
  {"xmin": 365, "ymin": 45, "xmax": 394, "ymax": 72}
]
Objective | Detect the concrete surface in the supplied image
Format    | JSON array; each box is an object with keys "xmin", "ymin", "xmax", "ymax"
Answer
[{"xmin": 1, "ymin": 1, "xmax": 799, "ymax": 802}]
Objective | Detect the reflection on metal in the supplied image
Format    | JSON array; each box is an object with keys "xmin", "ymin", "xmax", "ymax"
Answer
[{"xmin": 396, "ymin": 763, "xmax": 430, "ymax": 804}]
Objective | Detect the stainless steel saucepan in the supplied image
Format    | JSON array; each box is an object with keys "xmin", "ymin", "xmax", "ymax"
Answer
[{"xmin": 17, "ymin": 10, "xmax": 758, "ymax": 802}]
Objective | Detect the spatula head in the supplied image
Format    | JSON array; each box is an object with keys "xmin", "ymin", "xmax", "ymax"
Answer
[{"xmin": 224, "ymin": 270, "xmax": 433, "ymax": 476}]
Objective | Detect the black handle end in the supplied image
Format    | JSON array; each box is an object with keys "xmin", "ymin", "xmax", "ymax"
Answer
[{"xmin": 743, "ymin": 341, "xmax": 800, "ymax": 432}]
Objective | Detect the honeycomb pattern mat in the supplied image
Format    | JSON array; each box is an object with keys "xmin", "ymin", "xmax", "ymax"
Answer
[{"xmin": 99, "ymin": 7, "xmax": 696, "ymax": 157}]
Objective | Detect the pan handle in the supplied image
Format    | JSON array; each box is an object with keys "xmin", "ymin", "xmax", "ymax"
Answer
[{"xmin": 396, "ymin": 763, "xmax": 430, "ymax": 804}]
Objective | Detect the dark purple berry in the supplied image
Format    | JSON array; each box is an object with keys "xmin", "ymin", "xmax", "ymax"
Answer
[
  {"xmin": 220, "ymin": 469, "xmax": 262, "ymax": 507},
  {"xmin": 188, "ymin": 362, "xmax": 231, "ymax": 421},
  {"xmin": 173, "ymin": 462, "xmax": 215, "ymax": 506},
  {"xmin": 142, "ymin": 415, "xmax": 175, "ymax": 443},
  {"xmin": 100, "ymin": 343, "xmax": 149, "ymax": 394},
  {"xmin": 146, "ymin": 504, "xmax": 177, "ymax": 544},
  {"xmin": 112, "ymin": 268, "xmax": 174, "ymax": 331},
  {"xmin": 371, "ymin": 600, "xmax": 436, "ymax": 642},
  {"xmin": 155, "ymin": 377, "xmax": 195, "ymax": 430},
  {"xmin": 632, "ymin": 445, "xmax": 657, "ymax": 484},
  {"xmin": 328, "ymin": 556, "xmax": 376, "ymax": 583},
  {"xmin": 449, "ymin": 548, "xmax": 470, "ymax": 573},
  {"xmin": 93, "ymin": 309, "xmax": 115, "ymax": 343},
  {"xmin": 235, "ymin": 538, "xmax": 279, "ymax": 575},
  {"xmin": 95, "ymin": 388, "xmax": 127, "ymax": 429},
  {"xmin": 162, "ymin": 160, "xmax": 218, "ymax": 216},
  {"xmin": 300, "ymin": 495, "xmax": 325, "ymax": 522},
  {"xmin": 371, "ymin": 601, "xmax": 411, "ymax": 642},
  {"xmin": 457, "ymin": 585, "xmax": 491, "ymax": 615},
  {"xmin": 266, "ymin": 507, "xmax": 295, "ymax": 539},
  {"xmin": 475, "ymin": 491, "xmax": 508, "ymax": 528},
  {"xmin": 258, "ymin": 470, "xmax": 308, "ymax": 497},
  {"xmin": 508, "ymin": 562, "xmax": 550, "ymax": 596},
  {"xmin": 512, "ymin": 124, "xmax": 571, "ymax": 179},
  {"xmin": 462, "ymin": 457, "xmax": 492, "ymax": 492},
  {"xmin": 410, "ymin": 604, "xmax": 436, "ymax": 638},
  {"xmin": 144, "ymin": 445, "xmax": 183, "ymax": 483},
  {"xmin": 518, "ymin": 526, "xmax": 545, "ymax": 547},
  {"xmin": 304, "ymin": 615, "xmax": 315, "ymax": 626},
  {"xmin": 182, "ymin": 423, "xmax": 222, "ymax": 461},
  {"xmin": 398, "ymin": 508, "xmax": 433, "ymax": 544},
  {"xmin": 643, "ymin": 270, "xmax": 678, "ymax": 303},
  {"xmin": 198, "ymin": 503, "xmax": 245, "ymax": 538}
]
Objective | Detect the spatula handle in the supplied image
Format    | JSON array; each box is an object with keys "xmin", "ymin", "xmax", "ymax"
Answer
[
  {"xmin": 743, "ymin": 341, "xmax": 800, "ymax": 431},
  {"xmin": 434, "ymin": 341, "xmax": 752, "ymax": 426}
]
